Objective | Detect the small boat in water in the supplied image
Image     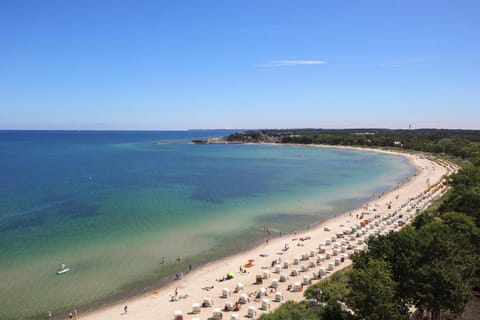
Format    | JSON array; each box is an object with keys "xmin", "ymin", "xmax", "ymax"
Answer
[{"xmin": 56, "ymin": 263, "xmax": 70, "ymax": 275}]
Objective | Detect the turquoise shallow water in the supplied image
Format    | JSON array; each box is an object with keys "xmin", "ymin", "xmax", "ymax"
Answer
[{"xmin": 0, "ymin": 131, "xmax": 416, "ymax": 319}]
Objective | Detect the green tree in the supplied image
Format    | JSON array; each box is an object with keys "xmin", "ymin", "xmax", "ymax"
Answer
[
  {"xmin": 323, "ymin": 300, "xmax": 355, "ymax": 320},
  {"xmin": 438, "ymin": 167, "xmax": 480, "ymax": 226},
  {"xmin": 347, "ymin": 258, "xmax": 404, "ymax": 320},
  {"xmin": 413, "ymin": 220, "xmax": 479, "ymax": 320},
  {"xmin": 440, "ymin": 190, "xmax": 480, "ymax": 226},
  {"xmin": 441, "ymin": 211, "xmax": 480, "ymax": 244},
  {"xmin": 411, "ymin": 213, "xmax": 435, "ymax": 229},
  {"xmin": 353, "ymin": 228, "xmax": 419, "ymax": 312}
]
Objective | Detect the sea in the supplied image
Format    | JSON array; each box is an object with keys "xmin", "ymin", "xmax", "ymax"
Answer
[{"xmin": 0, "ymin": 130, "xmax": 416, "ymax": 319}]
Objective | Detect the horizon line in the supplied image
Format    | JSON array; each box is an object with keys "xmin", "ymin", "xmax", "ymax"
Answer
[{"xmin": 1, "ymin": 127, "xmax": 479, "ymax": 132}]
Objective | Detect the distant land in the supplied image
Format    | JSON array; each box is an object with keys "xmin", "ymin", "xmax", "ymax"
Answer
[{"xmin": 181, "ymin": 128, "xmax": 480, "ymax": 159}]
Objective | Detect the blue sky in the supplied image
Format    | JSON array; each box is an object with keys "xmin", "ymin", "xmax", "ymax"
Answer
[{"xmin": 1, "ymin": 0, "xmax": 479, "ymax": 130}]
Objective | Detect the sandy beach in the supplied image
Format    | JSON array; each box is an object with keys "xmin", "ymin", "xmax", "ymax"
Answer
[{"xmin": 79, "ymin": 148, "xmax": 456, "ymax": 320}]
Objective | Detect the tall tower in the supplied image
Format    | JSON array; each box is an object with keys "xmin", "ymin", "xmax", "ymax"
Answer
[{"xmin": 409, "ymin": 124, "xmax": 412, "ymax": 130}]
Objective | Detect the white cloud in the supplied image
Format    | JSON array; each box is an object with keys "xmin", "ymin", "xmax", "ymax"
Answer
[{"xmin": 263, "ymin": 60, "xmax": 327, "ymax": 67}]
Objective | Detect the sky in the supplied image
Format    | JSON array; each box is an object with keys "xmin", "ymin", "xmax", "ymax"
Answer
[{"xmin": 0, "ymin": 0, "xmax": 479, "ymax": 130}]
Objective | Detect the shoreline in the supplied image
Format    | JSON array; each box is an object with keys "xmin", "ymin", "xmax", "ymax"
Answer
[{"xmin": 78, "ymin": 146, "xmax": 456, "ymax": 320}]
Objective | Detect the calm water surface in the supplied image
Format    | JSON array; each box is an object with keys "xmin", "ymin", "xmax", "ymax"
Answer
[{"xmin": 0, "ymin": 130, "xmax": 416, "ymax": 319}]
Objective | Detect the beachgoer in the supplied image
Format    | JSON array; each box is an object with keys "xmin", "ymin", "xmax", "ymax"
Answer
[
  {"xmin": 69, "ymin": 312, "xmax": 73, "ymax": 318},
  {"xmin": 74, "ymin": 309, "xmax": 78, "ymax": 319},
  {"xmin": 124, "ymin": 305, "xmax": 128, "ymax": 314},
  {"xmin": 161, "ymin": 257, "xmax": 166, "ymax": 264},
  {"xmin": 47, "ymin": 311, "xmax": 52, "ymax": 318},
  {"xmin": 189, "ymin": 264, "xmax": 192, "ymax": 271}
]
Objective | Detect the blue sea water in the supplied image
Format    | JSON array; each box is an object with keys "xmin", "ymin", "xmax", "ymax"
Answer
[{"xmin": 0, "ymin": 130, "xmax": 416, "ymax": 319}]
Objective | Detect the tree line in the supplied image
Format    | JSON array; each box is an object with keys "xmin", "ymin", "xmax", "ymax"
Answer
[{"xmin": 226, "ymin": 129, "xmax": 480, "ymax": 165}]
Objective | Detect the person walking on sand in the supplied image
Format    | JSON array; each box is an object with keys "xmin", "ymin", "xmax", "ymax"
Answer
[{"xmin": 124, "ymin": 305, "xmax": 128, "ymax": 314}]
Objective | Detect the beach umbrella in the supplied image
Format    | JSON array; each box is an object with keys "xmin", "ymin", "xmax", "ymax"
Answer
[
  {"xmin": 227, "ymin": 271, "xmax": 234, "ymax": 277},
  {"xmin": 248, "ymin": 259, "xmax": 255, "ymax": 263}
]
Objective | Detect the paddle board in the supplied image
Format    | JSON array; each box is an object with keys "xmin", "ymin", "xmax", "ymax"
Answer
[{"xmin": 56, "ymin": 268, "xmax": 70, "ymax": 275}]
